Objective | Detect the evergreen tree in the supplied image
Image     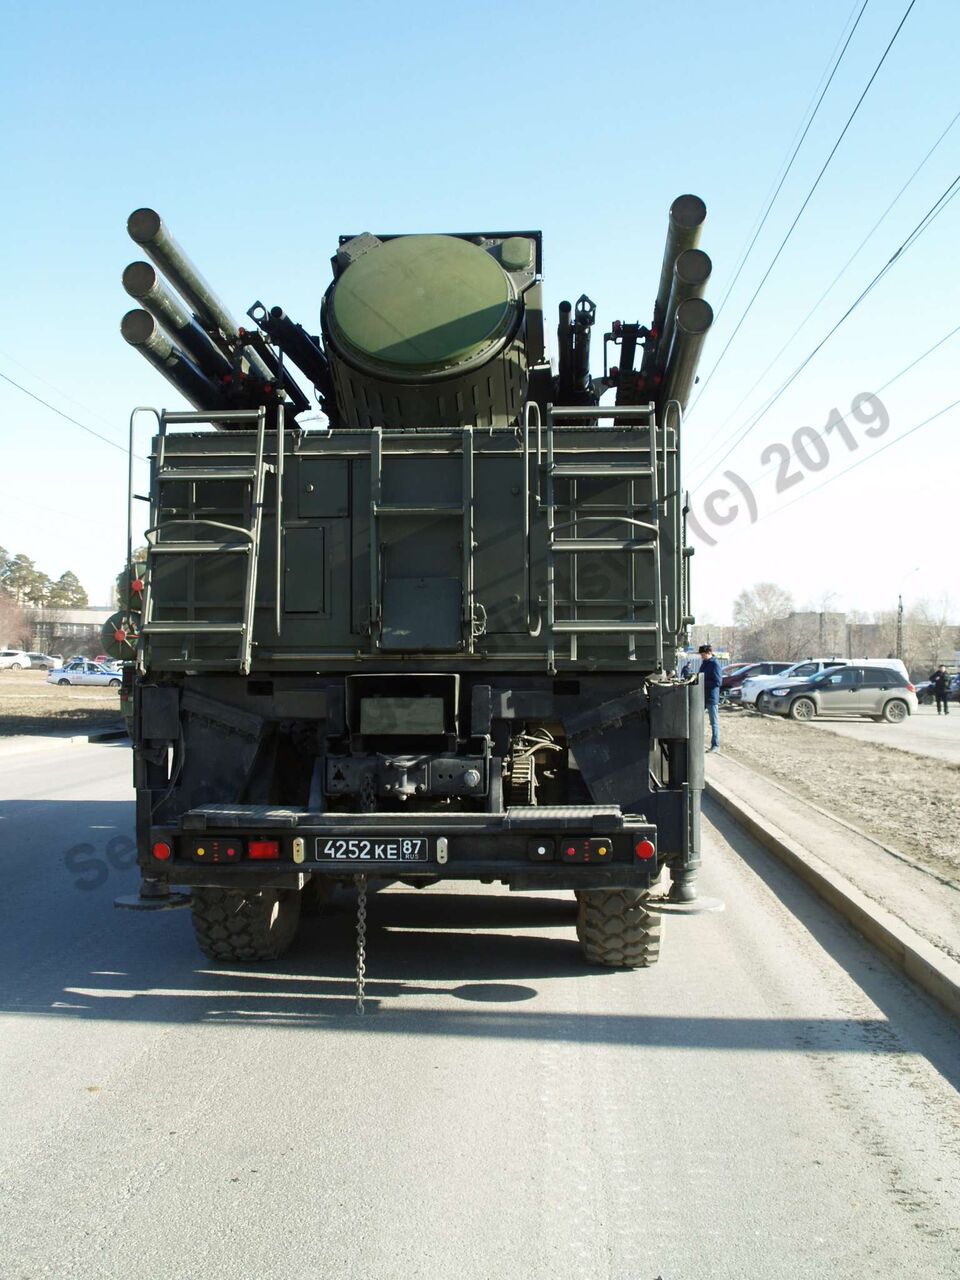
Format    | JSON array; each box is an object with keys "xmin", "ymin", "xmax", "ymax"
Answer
[{"xmin": 47, "ymin": 571, "xmax": 89, "ymax": 608}]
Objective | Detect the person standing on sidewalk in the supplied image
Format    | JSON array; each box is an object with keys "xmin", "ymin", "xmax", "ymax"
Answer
[
  {"xmin": 930, "ymin": 665, "xmax": 951, "ymax": 715},
  {"xmin": 699, "ymin": 643, "xmax": 722, "ymax": 752}
]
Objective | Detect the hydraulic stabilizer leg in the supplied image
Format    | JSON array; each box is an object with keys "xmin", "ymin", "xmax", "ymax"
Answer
[{"xmin": 115, "ymin": 877, "xmax": 191, "ymax": 911}]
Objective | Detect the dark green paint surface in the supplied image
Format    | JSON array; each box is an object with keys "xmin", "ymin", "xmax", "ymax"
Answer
[{"xmin": 329, "ymin": 235, "xmax": 515, "ymax": 373}]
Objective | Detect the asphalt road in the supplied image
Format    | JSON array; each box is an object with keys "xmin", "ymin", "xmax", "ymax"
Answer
[
  {"xmin": 2, "ymin": 743, "xmax": 959, "ymax": 1280},
  {"xmin": 807, "ymin": 703, "xmax": 960, "ymax": 765}
]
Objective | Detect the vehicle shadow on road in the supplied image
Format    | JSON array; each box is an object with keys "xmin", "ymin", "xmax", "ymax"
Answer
[
  {"xmin": 703, "ymin": 797, "xmax": 960, "ymax": 1091},
  {"xmin": 3, "ymin": 793, "xmax": 957, "ymax": 1064},
  {"xmin": 0, "ymin": 858, "xmax": 947, "ymax": 1061}
]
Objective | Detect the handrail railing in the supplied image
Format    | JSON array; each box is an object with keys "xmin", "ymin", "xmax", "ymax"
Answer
[{"xmin": 522, "ymin": 402, "xmax": 542, "ymax": 636}]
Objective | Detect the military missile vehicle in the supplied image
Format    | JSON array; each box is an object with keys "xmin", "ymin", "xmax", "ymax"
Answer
[{"xmin": 113, "ymin": 196, "xmax": 713, "ymax": 974}]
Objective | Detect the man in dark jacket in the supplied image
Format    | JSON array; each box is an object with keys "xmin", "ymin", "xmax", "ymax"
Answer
[
  {"xmin": 930, "ymin": 665, "xmax": 951, "ymax": 715},
  {"xmin": 699, "ymin": 643, "xmax": 723, "ymax": 751}
]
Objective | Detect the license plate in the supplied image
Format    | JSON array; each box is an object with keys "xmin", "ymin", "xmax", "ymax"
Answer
[{"xmin": 314, "ymin": 837, "xmax": 431, "ymax": 862}]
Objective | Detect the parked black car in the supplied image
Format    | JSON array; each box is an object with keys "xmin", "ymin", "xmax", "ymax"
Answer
[
  {"xmin": 916, "ymin": 674, "xmax": 960, "ymax": 705},
  {"xmin": 722, "ymin": 661, "xmax": 793, "ymax": 701}
]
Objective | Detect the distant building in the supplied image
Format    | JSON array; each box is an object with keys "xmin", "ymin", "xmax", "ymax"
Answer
[
  {"xmin": 782, "ymin": 610, "xmax": 847, "ymax": 657},
  {"xmin": 687, "ymin": 623, "xmax": 739, "ymax": 656},
  {"xmin": 845, "ymin": 622, "xmax": 894, "ymax": 657},
  {"xmin": 24, "ymin": 606, "xmax": 113, "ymax": 654}
]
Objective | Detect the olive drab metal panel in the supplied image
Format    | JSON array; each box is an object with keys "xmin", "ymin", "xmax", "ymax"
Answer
[{"xmin": 137, "ymin": 405, "xmax": 680, "ymax": 675}]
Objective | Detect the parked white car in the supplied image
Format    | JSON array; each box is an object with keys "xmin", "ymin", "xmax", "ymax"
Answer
[
  {"xmin": 48, "ymin": 661, "xmax": 122, "ymax": 688},
  {"xmin": 0, "ymin": 649, "xmax": 31, "ymax": 670},
  {"xmin": 741, "ymin": 659, "xmax": 847, "ymax": 708},
  {"xmin": 746, "ymin": 657, "xmax": 911, "ymax": 711}
]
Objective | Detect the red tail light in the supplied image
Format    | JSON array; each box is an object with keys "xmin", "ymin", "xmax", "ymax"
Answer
[
  {"xmin": 152, "ymin": 841, "xmax": 172, "ymax": 861},
  {"xmin": 634, "ymin": 839, "xmax": 656, "ymax": 860},
  {"xmin": 248, "ymin": 839, "xmax": 280, "ymax": 860},
  {"xmin": 907, "ymin": 683, "xmax": 915, "ymax": 692}
]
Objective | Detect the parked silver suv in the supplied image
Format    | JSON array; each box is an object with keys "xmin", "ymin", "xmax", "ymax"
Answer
[
  {"xmin": 765, "ymin": 665, "xmax": 917, "ymax": 723},
  {"xmin": 0, "ymin": 649, "xmax": 31, "ymax": 671},
  {"xmin": 741, "ymin": 658, "xmax": 846, "ymax": 709}
]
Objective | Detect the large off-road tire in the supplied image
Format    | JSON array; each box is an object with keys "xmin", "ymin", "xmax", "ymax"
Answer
[
  {"xmin": 576, "ymin": 888, "xmax": 662, "ymax": 968},
  {"xmin": 789, "ymin": 697, "xmax": 816, "ymax": 721},
  {"xmin": 300, "ymin": 875, "xmax": 337, "ymax": 916},
  {"xmin": 190, "ymin": 887, "xmax": 301, "ymax": 961},
  {"xmin": 882, "ymin": 698, "xmax": 909, "ymax": 724}
]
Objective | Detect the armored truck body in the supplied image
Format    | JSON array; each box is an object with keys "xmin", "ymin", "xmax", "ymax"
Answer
[{"xmin": 116, "ymin": 200, "xmax": 713, "ymax": 968}]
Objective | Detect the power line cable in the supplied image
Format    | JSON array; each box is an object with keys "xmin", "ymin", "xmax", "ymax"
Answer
[
  {"xmin": 691, "ymin": 102, "xmax": 960, "ymax": 465},
  {"xmin": 0, "ymin": 346, "xmax": 128, "ymax": 438},
  {"xmin": 0, "ymin": 490, "xmax": 116, "ymax": 529},
  {"xmin": 686, "ymin": 0, "xmax": 917, "ymax": 419},
  {"xmin": 688, "ymin": 170, "xmax": 960, "ymax": 492},
  {"xmin": 0, "ymin": 369, "xmax": 145, "ymax": 460},
  {"xmin": 738, "ymin": 319, "xmax": 960, "ymax": 491},
  {"xmin": 710, "ymin": 0, "xmax": 869, "ymax": 328},
  {"xmin": 753, "ymin": 396, "xmax": 960, "ymax": 527}
]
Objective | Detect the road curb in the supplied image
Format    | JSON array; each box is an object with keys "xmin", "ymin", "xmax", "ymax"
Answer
[
  {"xmin": 705, "ymin": 776, "xmax": 960, "ymax": 1024},
  {"xmin": 0, "ymin": 727, "xmax": 129, "ymax": 758}
]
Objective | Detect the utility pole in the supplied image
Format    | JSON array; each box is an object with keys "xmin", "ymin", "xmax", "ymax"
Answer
[{"xmin": 897, "ymin": 569, "xmax": 919, "ymax": 662}]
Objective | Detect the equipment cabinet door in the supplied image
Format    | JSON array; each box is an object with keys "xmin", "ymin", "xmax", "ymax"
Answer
[
  {"xmin": 817, "ymin": 666, "xmax": 865, "ymax": 715},
  {"xmin": 473, "ymin": 454, "xmax": 528, "ymax": 634}
]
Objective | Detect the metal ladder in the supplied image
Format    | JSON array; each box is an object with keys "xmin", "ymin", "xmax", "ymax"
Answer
[
  {"xmin": 367, "ymin": 425, "xmax": 478, "ymax": 651},
  {"xmin": 539, "ymin": 404, "xmax": 664, "ymax": 668},
  {"xmin": 139, "ymin": 407, "xmax": 275, "ymax": 674}
]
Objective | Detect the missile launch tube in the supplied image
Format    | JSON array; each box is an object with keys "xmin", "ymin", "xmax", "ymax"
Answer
[
  {"xmin": 652, "ymin": 195, "xmax": 707, "ymax": 336},
  {"xmin": 661, "ymin": 296, "xmax": 713, "ymax": 412},
  {"xmin": 659, "ymin": 249, "xmax": 712, "ymax": 373},
  {"xmin": 122, "ymin": 261, "xmax": 233, "ymax": 380},
  {"xmin": 126, "ymin": 207, "xmax": 275, "ymax": 384},
  {"xmin": 557, "ymin": 300, "xmax": 573, "ymax": 398},
  {"xmin": 121, "ymin": 308, "xmax": 230, "ymax": 412},
  {"xmin": 127, "ymin": 209, "xmax": 240, "ymax": 341},
  {"xmin": 242, "ymin": 338, "xmax": 312, "ymax": 415}
]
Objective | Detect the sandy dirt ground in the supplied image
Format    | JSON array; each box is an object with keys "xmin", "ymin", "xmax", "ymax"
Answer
[
  {"xmin": 0, "ymin": 669, "xmax": 123, "ymax": 736},
  {"xmin": 714, "ymin": 707, "xmax": 960, "ymax": 882}
]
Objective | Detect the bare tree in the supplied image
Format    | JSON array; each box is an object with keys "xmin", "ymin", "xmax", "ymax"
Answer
[
  {"xmin": 731, "ymin": 583, "xmax": 795, "ymax": 658},
  {"xmin": 732, "ymin": 582, "xmax": 794, "ymax": 632},
  {"xmin": 912, "ymin": 597, "xmax": 955, "ymax": 671}
]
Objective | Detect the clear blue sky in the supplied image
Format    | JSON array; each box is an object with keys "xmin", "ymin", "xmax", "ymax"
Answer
[{"xmin": 1, "ymin": 0, "xmax": 957, "ymax": 626}]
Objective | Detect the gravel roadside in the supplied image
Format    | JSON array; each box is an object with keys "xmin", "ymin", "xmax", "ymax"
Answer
[
  {"xmin": 713, "ymin": 708, "xmax": 960, "ymax": 883},
  {"xmin": 0, "ymin": 670, "xmax": 122, "ymax": 736}
]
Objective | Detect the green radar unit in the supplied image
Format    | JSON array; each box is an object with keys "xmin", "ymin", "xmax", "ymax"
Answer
[{"xmin": 320, "ymin": 232, "xmax": 542, "ymax": 430}]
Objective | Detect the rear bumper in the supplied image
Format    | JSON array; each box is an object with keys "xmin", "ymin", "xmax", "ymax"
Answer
[{"xmin": 144, "ymin": 806, "xmax": 663, "ymax": 891}]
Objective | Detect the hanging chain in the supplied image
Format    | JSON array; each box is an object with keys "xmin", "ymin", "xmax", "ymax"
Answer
[
  {"xmin": 354, "ymin": 873, "xmax": 367, "ymax": 1015},
  {"xmin": 354, "ymin": 771, "xmax": 376, "ymax": 1015}
]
